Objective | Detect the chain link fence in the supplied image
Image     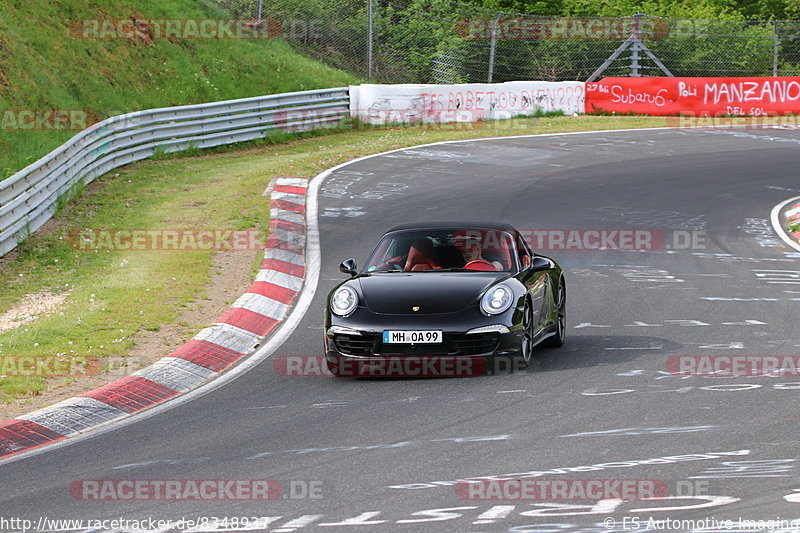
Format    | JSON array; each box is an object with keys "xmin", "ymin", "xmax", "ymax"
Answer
[{"xmin": 208, "ymin": 0, "xmax": 800, "ymax": 82}]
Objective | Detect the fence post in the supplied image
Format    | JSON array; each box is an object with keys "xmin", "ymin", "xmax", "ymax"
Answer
[
  {"xmin": 774, "ymin": 20, "xmax": 779, "ymax": 76},
  {"xmin": 488, "ymin": 11, "xmax": 502, "ymax": 83},
  {"xmin": 368, "ymin": 0, "xmax": 374, "ymax": 82},
  {"xmin": 257, "ymin": 0, "xmax": 263, "ymax": 23},
  {"xmin": 630, "ymin": 12, "xmax": 642, "ymax": 77}
]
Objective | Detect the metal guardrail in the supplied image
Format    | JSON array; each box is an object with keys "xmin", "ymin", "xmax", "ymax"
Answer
[{"xmin": 0, "ymin": 87, "xmax": 350, "ymax": 257}]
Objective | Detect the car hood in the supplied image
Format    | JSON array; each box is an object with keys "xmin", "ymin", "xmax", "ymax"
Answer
[{"xmin": 356, "ymin": 271, "xmax": 511, "ymax": 315}]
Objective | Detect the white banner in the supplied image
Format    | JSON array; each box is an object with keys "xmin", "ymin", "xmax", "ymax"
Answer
[{"xmin": 350, "ymin": 81, "xmax": 585, "ymax": 125}]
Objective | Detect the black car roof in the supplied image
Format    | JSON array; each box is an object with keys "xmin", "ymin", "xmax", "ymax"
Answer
[{"xmin": 386, "ymin": 221, "xmax": 517, "ymax": 233}]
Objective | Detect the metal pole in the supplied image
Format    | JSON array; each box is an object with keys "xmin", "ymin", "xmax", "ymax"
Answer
[
  {"xmin": 257, "ymin": 0, "xmax": 263, "ymax": 23},
  {"xmin": 630, "ymin": 13, "xmax": 641, "ymax": 77},
  {"xmin": 774, "ymin": 20, "xmax": 779, "ymax": 76},
  {"xmin": 488, "ymin": 11, "xmax": 502, "ymax": 83},
  {"xmin": 367, "ymin": 0, "xmax": 374, "ymax": 82}
]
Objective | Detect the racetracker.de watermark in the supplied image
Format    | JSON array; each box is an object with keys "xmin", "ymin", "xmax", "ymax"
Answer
[
  {"xmin": 69, "ymin": 479, "xmax": 282, "ymax": 501},
  {"xmin": 455, "ymin": 478, "xmax": 668, "ymax": 500},
  {"xmin": 66, "ymin": 229, "xmax": 267, "ymax": 252},
  {"xmin": 274, "ymin": 108, "xmax": 487, "ymax": 133},
  {"xmin": 0, "ymin": 355, "xmax": 99, "ymax": 378},
  {"xmin": 431, "ymin": 228, "xmax": 705, "ymax": 252},
  {"xmin": 517, "ymin": 229, "xmax": 706, "ymax": 251},
  {"xmin": 667, "ymin": 355, "xmax": 800, "ymax": 377},
  {"xmin": 667, "ymin": 112, "xmax": 800, "ymax": 129},
  {"xmin": 455, "ymin": 17, "xmax": 670, "ymax": 40},
  {"xmin": 1, "ymin": 109, "xmax": 100, "ymax": 131},
  {"xmin": 70, "ymin": 18, "xmax": 281, "ymax": 40},
  {"xmin": 275, "ymin": 355, "xmax": 487, "ymax": 378}
]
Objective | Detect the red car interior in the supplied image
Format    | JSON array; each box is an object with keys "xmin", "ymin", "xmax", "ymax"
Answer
[{"xmin": 404, "ymin": 238, "xmax": 439, "ymax": 271}]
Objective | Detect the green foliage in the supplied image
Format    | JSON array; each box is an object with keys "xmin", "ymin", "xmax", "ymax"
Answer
[
  {"xmin": 462, "ymin": 0, "xmax": 796, "ymax": 19},
  {"xmin": 203, "ymin": 0, "xmax": 800, "ymax": 84},
  {"xmin": 219, "ymin": 0, "xmax": 375, "ymax": 76},
  {"xmin": 366, "ymin": 0, "xmax": 794, "ymax": 82}
]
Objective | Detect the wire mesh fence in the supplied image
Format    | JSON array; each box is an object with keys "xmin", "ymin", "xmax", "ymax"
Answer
[{"xmin": 209, "ymin": 0, "xmax": 800, "ymax": 82}]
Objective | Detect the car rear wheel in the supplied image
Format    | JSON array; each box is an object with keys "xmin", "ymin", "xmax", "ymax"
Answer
[{"xmin": 543, "ymin": 279, "xmax": 566, "ymax": 348}]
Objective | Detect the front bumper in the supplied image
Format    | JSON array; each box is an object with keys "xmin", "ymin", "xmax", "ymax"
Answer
[
  {"xmin": 324, "ymin": 324, "xmax": 522, "ymax": 378},
  {"xmin": 326, "ymin": 328, "xmax": 522, "ymax": 357},
  {"xmin": 324, "ymin": 302, "xmax": 525, "ymax": 377}
]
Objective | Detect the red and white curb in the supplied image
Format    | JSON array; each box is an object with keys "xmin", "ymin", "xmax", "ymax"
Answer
[
  {"xmin": 786, "ymin": 202, "xmax": 800, "ymax": 241},
  {"xmin": 771, "ymin": 195, "xmax": 800, "ymax": 253},
  {"xmin": 0, "ymin": 178, "xmax": 308, "ymax": 459}
]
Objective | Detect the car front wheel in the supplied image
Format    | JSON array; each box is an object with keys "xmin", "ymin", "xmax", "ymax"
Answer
[
  {"xmin": 519, "ymin": 298, "xmax": 535, "ymax": 366},
  {"xmin": 543, "ymin": 279, "xmax": 566, "ymax": 348}
]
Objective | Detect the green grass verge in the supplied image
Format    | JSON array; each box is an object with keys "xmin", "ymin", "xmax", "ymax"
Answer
[
  {"xmin": 0, "ymin": 0, "xmax": 357, "ymax": 179},
  {"xmin": 0, "ymin": 114, "xmax": 666, "ymax": 403}
]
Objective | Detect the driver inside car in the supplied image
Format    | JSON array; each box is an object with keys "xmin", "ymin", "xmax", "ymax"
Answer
[{"xmin": 458, "ymin": 235, "xmax": 503, "ymax": 271}]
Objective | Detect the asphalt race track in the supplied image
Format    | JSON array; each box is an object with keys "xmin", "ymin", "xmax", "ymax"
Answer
[{"xmin": 4, "ymin": 127, "xmax": 800, "ymax": 532}]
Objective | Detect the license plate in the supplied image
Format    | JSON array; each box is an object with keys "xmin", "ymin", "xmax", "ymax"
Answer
[{"xmin": 382, "ymin": 330, "xmax": 442, "ymax": 344}]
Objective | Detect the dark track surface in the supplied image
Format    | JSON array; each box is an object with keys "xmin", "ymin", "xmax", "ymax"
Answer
[{"xmin": 4, "ymin": 127, "xmax": 800, "ymax": 532}]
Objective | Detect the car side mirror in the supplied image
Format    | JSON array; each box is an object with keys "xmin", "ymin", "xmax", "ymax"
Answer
[
  {"xmin": 530, "ymin": 256, "xmax": 553, "ymax": 272},
  {"xmin": 340, "ymin": 258, "xmax": 358, "ymax": 276}
]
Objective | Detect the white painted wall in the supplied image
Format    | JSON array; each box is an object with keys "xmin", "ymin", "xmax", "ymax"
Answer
[{"xmin": 350, "ymin": 81, "xmax": 585, "ymax": 125}]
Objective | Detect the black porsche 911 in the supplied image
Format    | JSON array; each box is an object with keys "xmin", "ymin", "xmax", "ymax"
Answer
[{"xmin": 324, "ymin": 222, "xmax": 565, "ymax": 377}]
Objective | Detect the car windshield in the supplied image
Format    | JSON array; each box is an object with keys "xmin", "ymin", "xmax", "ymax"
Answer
[{"xmin": 364, "ymin": 228, "xmax": 518, "ymax": 273}]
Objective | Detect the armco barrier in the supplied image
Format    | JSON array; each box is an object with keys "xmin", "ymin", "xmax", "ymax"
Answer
[
  {"xmin": 0, "ymin": 88, "xmax": 349, "ymax": 258},
  {"xmin": 586, "ymin": 76, "xmax": 800, "ymax": 116}
]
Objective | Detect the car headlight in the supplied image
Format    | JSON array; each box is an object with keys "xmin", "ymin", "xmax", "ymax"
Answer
[
  {"xmin": 481, "ymin": 284, "xmax": 513, "ymax": 315},
  {"xmin": 331, "ymin": 286, "xmax": 358, "ymax": 316}
]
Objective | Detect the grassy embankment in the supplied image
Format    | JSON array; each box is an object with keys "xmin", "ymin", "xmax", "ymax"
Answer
[{"xmin": 0, "ymin": 0, "xmax": 357, "ymax": 178}]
